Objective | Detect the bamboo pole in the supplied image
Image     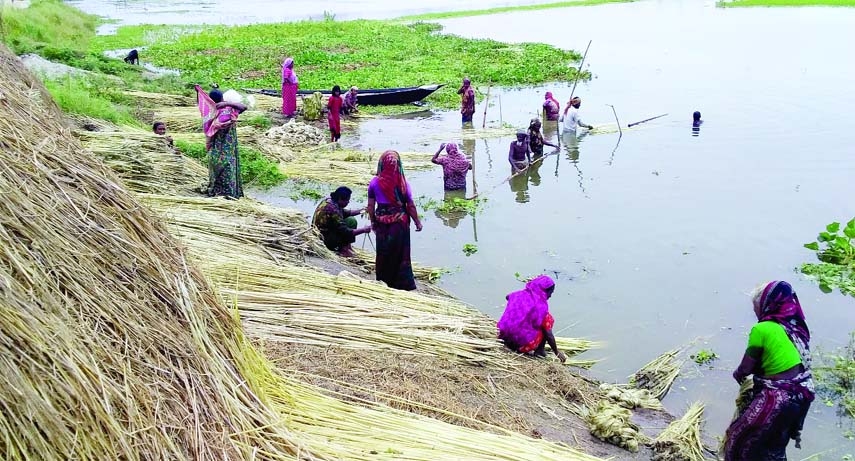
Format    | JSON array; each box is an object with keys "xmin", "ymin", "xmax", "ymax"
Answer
[{"xmin": 481, "ymin": 83, "xmax": 492, "ymax": 129}]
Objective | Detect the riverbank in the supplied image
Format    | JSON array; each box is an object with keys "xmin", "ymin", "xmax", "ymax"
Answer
[
  {"xmin": 0, "ymin": 1, "xmax": 711, "ymax": 459},
  {"xmin": 719, "ymin": 0, "xmax": 855, "ymax": 6}
]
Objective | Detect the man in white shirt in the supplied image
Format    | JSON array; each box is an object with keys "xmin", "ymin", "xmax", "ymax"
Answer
[{"xmin": 562, "ymin": 96, "xmax": 594, "ymax": 134}]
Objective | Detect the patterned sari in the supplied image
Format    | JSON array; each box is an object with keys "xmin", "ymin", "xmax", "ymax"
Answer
[
  {"xmin": 369, "ymin": 151, "xmax": 416, "ymax": 291},
  {"xmin": 195, "ymin": 85, "xmax": 243, "ymax": 198},
  {"xmin": 724, "ymin": 281, "xmax": 814, "ymax": 461}
]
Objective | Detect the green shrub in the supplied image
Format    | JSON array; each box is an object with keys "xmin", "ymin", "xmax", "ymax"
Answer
[
  {"xmin": 174, "ymin": 140, "xmax": 285, "ymax": 188},
  {"xmin": 43, "ymin": 76, "xmax": 138, "ymax": 125},
  {"xmin": 0, "ymin": 0, "xmax": 97, "ymax": 54}
]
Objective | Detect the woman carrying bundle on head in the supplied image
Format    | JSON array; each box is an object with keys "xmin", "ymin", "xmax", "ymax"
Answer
[
  {"xmin": 312, "ymin": 186, "xmax": 371, "ymax": 258},
  {"xmin": 431, "ymin": 142, "xmax": 471, "ymax": 191},
  {"xmin": 724, "ymin": 280, "xmax": 815, "ymax": 461},
  {"xmin": 367, "ymin": 150, "xmax": 423, "ymax": 291},
  {"xmin": 497, "ymin": 275, "xmax": 566, "ymax": 363},
  {"xmin": 281, "ymin": 57, "xmax": 298, "ymax": 117},
  {"xmin": 195, "ymin": 86, "xmax": 247, "ymax": 198}
]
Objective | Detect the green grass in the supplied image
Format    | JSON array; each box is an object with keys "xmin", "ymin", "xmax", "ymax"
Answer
[
  {"xmin": 174, "ymin": 140, "xmax": 286, "ymax": 188},
  {"xmin": 718, "ymin": 0, "xmax": 855, "ymax": 6},
  {"xmin": 43, "ymin": 76, "xmax": 139, "ymax": 125},
  {"xmin": 91, "ymin": 19, "xmax": 583, "ymax": 109},
  {"xmin": 397, "ymin": 0, "xmax": 635, "ymax": 20},
  {"xmin": 0, "ymin": 0, "xmax": 97, "ymax": 55}
]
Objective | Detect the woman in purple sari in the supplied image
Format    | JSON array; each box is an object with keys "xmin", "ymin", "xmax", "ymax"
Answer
[
  {"xmin": 281, "ymin": 57, "xmax": 298, "ymax": 117},
  {"xmin": 724, "ymin": 280, "xmax": 814, "ymax": 461},
  {"xmin": 497, "ymin": 275, "xmax": 566, "ymax": 362},
  {"xmin": 543, "ymin": 92, "xmax": 560, "ymax": 121}
]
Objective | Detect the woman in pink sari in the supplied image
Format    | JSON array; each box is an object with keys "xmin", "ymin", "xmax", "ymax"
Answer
[
  {"xmin": 281, "ymin": 57, "xmax": 298, "ymax": 117},
  {"xmin": 497, "ymin": 275, "xmax": 566, "ymax": 362}
]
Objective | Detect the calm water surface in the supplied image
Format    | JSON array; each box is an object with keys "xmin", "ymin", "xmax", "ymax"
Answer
[{"xmin": 75, "ymin": 0, "xmax": 855, "ymax": 455}]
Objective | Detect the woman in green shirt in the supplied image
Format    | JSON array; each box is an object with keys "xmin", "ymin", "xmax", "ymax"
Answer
[{"xmin": 724, "ymin": 281, "xmax": 815, "ymax": 461}]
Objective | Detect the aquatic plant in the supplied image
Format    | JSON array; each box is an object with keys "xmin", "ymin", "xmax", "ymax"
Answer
[
  {"xmin": 397, "ymin": 0, "xmax": 637, "ymax": 20},
  {"xmin": 690, "ymin": 349, "xmax": 718, "ymax": 366},
  {"xmin": 801, "ymin": 219, "xmax": 855, "ymax": 295},
  {"xmin": 718, "ymin": 0, "xmax": 855, "ymax": 6},
  {"xmin": 462, "ymin": 243, "xmax": 478, "ymax": 256},
  {"xmin": 91, "ymin": 20, "xmax": 583, "ymax": 109},
  {"xmin": 814, "ymin": 332, "xmax": 855, "ymax": 419},
  {"xmin": 420, "ymin": 196, "xmax": 487, "ymax": 216}
]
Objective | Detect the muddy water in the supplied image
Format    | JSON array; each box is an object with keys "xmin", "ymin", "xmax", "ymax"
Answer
[{"xmin": 75, "ymin": 0, "xmax": 855, "ymax": 455}]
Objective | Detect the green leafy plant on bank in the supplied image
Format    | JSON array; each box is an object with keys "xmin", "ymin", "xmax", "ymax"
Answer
[
  {"xmin": 801, "ymin": 219, "xmax": 855, "ymax": 295},
  {"xmin": 174, "ymin": 139, "xmax": 285, "ymax": 188},
  {"xmin": 397, "ymin": 0, "xmax": 636, "ymax": 20},
  {"xmin": 90, "ymin": 20, "xmax": 585, "ymax": 109},
  {"xmin": 815, "ymin": 332, "xmax": 855, "ymax": 419}
]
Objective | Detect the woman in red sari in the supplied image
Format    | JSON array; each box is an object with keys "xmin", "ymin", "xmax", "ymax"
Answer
[
  {"xmin": 367, "ymin": 151, "xmax": 423, "ymax": 291},
  {"xmin": 327, "ymin": 85, "xmax": 343, "ymax": 142}
]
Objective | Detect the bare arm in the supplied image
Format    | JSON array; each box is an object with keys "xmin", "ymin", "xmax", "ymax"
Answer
[
  {"xmin": 543, "ymin": 329, "xmax": 566, "ymax": 363},
  {"xmin": 431, "ymin": 143, "xmax": 446, "ymax": 165},
  {"xmin": 405, "ymin": 200, "xmax": 423, "ymax": 232},
  {"xmin": 508, "ymin": 144, "xmax": 515, "ymax": 167},
  {"xmin": 367, "ymin": 198, "xmax": 376, "ymax": 226},
  {"xmin": 733, "ymin": 353, "xmax": 759, "ymax": 383}
]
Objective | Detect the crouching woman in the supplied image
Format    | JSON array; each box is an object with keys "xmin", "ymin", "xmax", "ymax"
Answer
[
  {"xmin": 497, "ymin": 275, "xmax": 566, "ymax": 363},
  {"xmin": 312, "ymin": 186, "xmax": 371, "ymax": 257}
]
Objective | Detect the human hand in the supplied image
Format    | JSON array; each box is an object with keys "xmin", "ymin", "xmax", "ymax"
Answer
[
  {"xmin": 440, "ymin": 142, "xmax": 447, "ymax": 150},
  {"xmin": 557, "ymin": 351, "xmax": 567, "ymax": 364},
  {"xmin": 415, "ymin": 222, "xmax": 423, "ymax": 232},
  {"xmin": 732, "ymin": 370, "xmax": 746, "ymax": 384}
]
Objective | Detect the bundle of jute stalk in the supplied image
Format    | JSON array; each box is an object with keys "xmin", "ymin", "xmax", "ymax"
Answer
[
  {"xmin": 152, "ymin": 105, "xmax": 268, "ymax": 132},
  {"xmin": 241, "ymin": 344, "xmax": 607, "ymax": 461},
  {"xmin": 630, "ymin": 348, "xmax": 685, "ymax": 400},
  {"xmin": 281, "ymin": 147, "xmax": 436, "ymax": 191},
  {"xmin": 121, "ymin": 90, "xmax": 194, "ymax": 106},
  {"xmin": 0, "ymin": 44, "xmax": 313, "ymax": 460},
  {"xmin": 651, "ymin": 402, "xmax": 708, "ymax": 461},
  {"xmin": 577, "ymin": 400, "xmax": 650, "ymax": 452},
  {"xmin": 77, "ymin": 130, "xmax": 207, "ymax": 194},
  {"xmin": 599, "ymin": 383, "xmax": 664, "ymax": 410}
]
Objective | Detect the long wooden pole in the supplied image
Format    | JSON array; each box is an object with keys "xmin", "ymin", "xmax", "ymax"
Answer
[
  {"xmin": 568, "ymin": 40, "xmax": 592, "ymax": 102},
  {"xmin": 481, "ymin": 83, "xmax": 492, "ymax": 129},
  {"xmin": 628, "ymin": 113, "xmax": 668, "ymax": 127}
]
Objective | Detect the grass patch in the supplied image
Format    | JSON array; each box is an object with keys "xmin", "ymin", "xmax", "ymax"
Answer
[
  {"xmin": 397, "ymin": 0, "xmax": 635, "ymax": 20},
  {"xmin": 718, "ymin": 0, "xmax": 855, "ymax": 6},
  {"xmin": 43, "ymin": 76, "xmax": 139, "ymax": 125},
  {"xmin": 174, "ymin": 139, "xmax": 286, "ymax": 188},
  {"xmin": 91, "ymin": 19, "xmax": 583, "ymax": 109},
  {"xmin": 0, "ymin": 0, "xmax": 97, "ymax": 55},
  {"xmin": 243, "ymin": 113, "xmax": 273, "ymax": 130}
]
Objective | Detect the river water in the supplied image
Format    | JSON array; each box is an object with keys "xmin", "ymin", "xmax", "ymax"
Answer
[{"xmin": 71, "ymin": 0, "xmax": 855, "ymax": 456}]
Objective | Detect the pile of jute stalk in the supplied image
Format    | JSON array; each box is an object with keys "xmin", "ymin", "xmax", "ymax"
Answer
[
  {"xmin": 77, "ymin": 130, "xmax": 207, "ymax": 194},
  {"xmin": 630, "ymin": 348, "xmax": 685, "ymax": 399},
  {"xmin": 0, "ymin": 45, "xmax": 312, "ymax": 460},
  {"xmin": 151, "ymin": 105, "xmax": 269, "ymax": 132},
  {"xmin": 651, "ymin": 402, "xmax": 709, "ymax": 461}
]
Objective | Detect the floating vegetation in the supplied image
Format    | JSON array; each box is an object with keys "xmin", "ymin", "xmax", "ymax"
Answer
[
  {"xmin": 419, "ymin": 196, "xmax": 487, "ymax": 216},
  {"xmin": 815, "ymin": 332, "xmax": 855, "ymax": 419},
  {"xmin": 718, "ymin": 0, "xmax": 855, "ymax": 6},
  {"xmin": 630, "ymin": 348, "xmax": 684, "ymax": 400},
  {"xmin": 462, "ymin": 243, "xmax": 478, "ymax": 256},
  {"xmin": 91, "ymin": 20, "xmax": 584, "ymax": 109},
  {"xmin": 651, "ymin": 402, "xmax": 708, "ymax": 461},
  {"xmin": 691, "ymin": 349, "xmax": 719, "ymax": 367},
  {"xmin": 802, "ymin": 219, "xmax": 855, "ymax": 296}
]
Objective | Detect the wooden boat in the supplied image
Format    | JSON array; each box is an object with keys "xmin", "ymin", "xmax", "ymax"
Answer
[{"xmin": 243, "ymin": 84, "xmax": 444, "ymax": 106}]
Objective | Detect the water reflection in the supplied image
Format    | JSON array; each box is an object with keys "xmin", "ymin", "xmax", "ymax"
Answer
[
  {"xmin": 561, "ymin": 131, "xmax": 589, "ymax": 197},
  {"xmin": 692, "ymin": 111, "xmax": 703, "ymax": 137},
  {"xmin": 434, "ymin": 189, "xmax": 467, "ymax": 229},
  {"xmin": 508, "ymin": 156, "xmax": 544, "ymax": 203}
]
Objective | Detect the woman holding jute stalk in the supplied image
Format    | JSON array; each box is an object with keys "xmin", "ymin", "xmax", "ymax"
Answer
[
  {"xmin": 724, "ymin": 280, "xmax": 815, "ymax": 460},
  {"xmin": 367, "ymin": 150, "xmax": 422, "ymax": 291},
  {"xmin": 195, "ymin": 86, "xmax": 246, "ymax": 198}
]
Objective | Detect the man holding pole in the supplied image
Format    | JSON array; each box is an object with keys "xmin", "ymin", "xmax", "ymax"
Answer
[{"xmin": 561, "ymin": 96, "xmax": 594, "ymax": 135}]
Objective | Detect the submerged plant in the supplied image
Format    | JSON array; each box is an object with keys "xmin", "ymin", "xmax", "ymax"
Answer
[
  {"xmin": 802, "ymin": 219, "xmax": 855, "ymax": 295},
  {"xmin": 815, "ymin": 332, "xmax": 855, "ymax": 419}
]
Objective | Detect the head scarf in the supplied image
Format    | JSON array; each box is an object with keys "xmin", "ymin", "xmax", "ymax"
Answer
[
  {"xmin": 497, "ymin": 275, "xmax": 556, "ymax": 348},
  {"xmin": 529, "ymin": 118, "xmax": 541, "ymax": 131},
  {"xmin": 350, "ymin": 86, "xmax": 358, "ymax": 92},
  {"xmin": 755, "ymin": 281, "xmax": 810, "ymax": 346},
  {"xmin": 545, "ymin": 91, "xmax": 559, "ymax": 106},
  {"xmin": 282, "ymin": 58, "xmax": 297, "ymax": 84},
  {"xmin": 463, "ymin": 78, "xmax": 471, "ymax": 87},
  {"xmin": 441, "ymin": 142, "xmax": 470, "ymax": 174},
  {"xmin": 516, "ymin": 130, "xmax": 528, "ymax": 142},
  {"xmin": 376, "ymin": 150, "xmax": 408, "ymax": 207}
]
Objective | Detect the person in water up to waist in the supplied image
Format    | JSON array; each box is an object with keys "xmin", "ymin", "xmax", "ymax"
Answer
[
  {"xmin": 724, "ymin": 280, "xmax": 815, "ymax": 461},
  {"xmin": 431, "ymin": 142, "xmax": 471, "ymax": 191},
  {"xmin": 562, "ymin": 96, "xmax": 594, "ymax": 133}
]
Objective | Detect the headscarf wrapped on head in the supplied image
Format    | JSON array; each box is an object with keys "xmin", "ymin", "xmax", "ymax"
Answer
[
  {"xmin": 498, "ymin": 275, "xmax": 556, "ymax": 351},
  {"xmin": 282, "ymin": 57, "xmax": 298, "ymax": 84},
  {"xmin": 463, "ymin": 78, "xmax": 471, "ymax": 86},
  {"xmin": 439, "ymin": 142, "xmax": 471, "ymax": 175},
  {"xmin": 545, "ymin": 91, "xmax": 559, "ymax": 106},
  {"xmin": 754, "ymin": 281, "xmax": 810, "ymax": 348},
  {"xmin": 376, "ymin": 150, "xmax": 408, "ymax": 207}
]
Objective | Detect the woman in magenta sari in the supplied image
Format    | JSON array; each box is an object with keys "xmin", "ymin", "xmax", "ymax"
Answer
[
  {"xmin": 367, "ymin": 150, "xmax": 423, "ymax": 291},
  {"xmin": 281, "ymin": 57, "xmax": 298, "ymax": 117},
  {"xmin": 543, "ymin": 92, "xmax": 560, "ymax": 121},
  {"xmin": 497, "ymin": 275, "xmax": 566, "ymax": 362}
]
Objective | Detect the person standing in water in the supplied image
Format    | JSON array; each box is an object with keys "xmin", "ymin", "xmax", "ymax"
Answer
[
  {"xmin": 543, "ymin": 92, "xmax": 561, "ymax": 121},
  {"xmin": 327, "ymin": 85, "xmax": 344, "ymax": 142},
  {"xmin": 528, "ymin": 118, "xmax": 558, "ymax": 158},
  {"xmin": 692, "ymin": 111, "xmax": 703, "ymax": 137},
  {"xmin": 562, "ymin": 96, "xmax": 594, "ymax": 135},
  {"xmin": 431, "ymin": 142, "xmax": 472, "ymax": 191},
  {"xmin": 457, "ymin": 78, "xmax": 476, "ymax": 125},
  {"xmin": 281, "ymin": 57, "xmax": 298, "ymax": 117},
  {"xmin": 508, "ymin": 131, "xmax": 532, "ymax": 173}
]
